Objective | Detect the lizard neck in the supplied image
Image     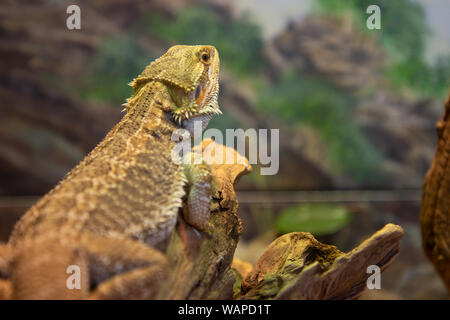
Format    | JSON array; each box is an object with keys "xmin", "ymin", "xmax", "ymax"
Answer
[{"xmin": 119, "ymin": 80, "xmax": 179, "ymax": 137}]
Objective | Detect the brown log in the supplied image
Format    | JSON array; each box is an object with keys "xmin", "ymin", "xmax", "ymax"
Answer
[
  {"xmin": 237, "ymin": 224, "xmax": 403, "ymax": 300},
  {"xmin": 420, "ymin": 94, "xmax": 450, "ymax": 292}
]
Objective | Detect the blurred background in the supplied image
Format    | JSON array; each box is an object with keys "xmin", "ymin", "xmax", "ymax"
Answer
[{"xmin": 1, "ymin": 0, "xmax": 449, "ymax": 299}]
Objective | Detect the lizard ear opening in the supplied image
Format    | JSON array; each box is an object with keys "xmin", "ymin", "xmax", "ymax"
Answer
[
  {"xmin": 195, "ymin": 85, "xmax": 201, "ymax": 99},
  {"xmin": 195, "ymin": 84, "xmax": 208, "ymax": 108}
]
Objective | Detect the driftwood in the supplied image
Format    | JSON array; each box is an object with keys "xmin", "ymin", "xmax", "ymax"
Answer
[
  {"xmin": 420, "ymin": 95, "xmax": 450, "ymax": 292},
  {"xmin": 156, "ymin": 140, "xmax": 403, "ymax": 299},
  {"xmin": 239, "ymin": 224, "xmax": 402, "ymax": 299}
]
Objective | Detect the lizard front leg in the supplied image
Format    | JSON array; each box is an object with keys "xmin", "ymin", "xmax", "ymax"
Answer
[{"xmin": 181, "ymin": 152, "xmax": 214, "ymax": 233}]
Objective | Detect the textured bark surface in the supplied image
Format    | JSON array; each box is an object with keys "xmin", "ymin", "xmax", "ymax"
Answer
[
  {"xmin": 420, "ymin": 95, "xmax": 450, "ymax": 292},
  {"xmin": 237, "ymin": 224, "xmax": 403, "ymax": 300}
]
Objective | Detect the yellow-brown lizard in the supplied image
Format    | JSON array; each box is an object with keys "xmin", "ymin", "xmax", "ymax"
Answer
[{"xmin": 2, "ymin": 45, "xmax": 221, "ymax": 299}]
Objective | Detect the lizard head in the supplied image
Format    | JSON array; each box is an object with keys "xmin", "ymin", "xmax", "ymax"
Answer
[{"xmin": 129, "ymin": 45, "xmax": 220, "ymax": 132}]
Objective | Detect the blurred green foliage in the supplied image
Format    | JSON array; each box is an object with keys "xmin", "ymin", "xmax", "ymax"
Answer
[
  {"xmin": 315, "ymin": 0, "xmax": 449, "ymax": 98},
  {"xmin": 80, "ymin": 36, "xmax": 153, "ymax": 104},
  {"xmin": 141, "ymin": 6, "xmax": 263, "ymax": 76},
  {"xmin": 259, "ymin": 72, "xmax": 382, "ymax": 183},
  {"xmin": 316, "ymin": 0, "xmax": 428, "ymax": 61},
  {"xmin": 387, "ymin": 55, "xmax": 450, "ymax": 98},
  {"xmin": 276, "ymin": 204, "xmax": 352, "ymax": 236}
]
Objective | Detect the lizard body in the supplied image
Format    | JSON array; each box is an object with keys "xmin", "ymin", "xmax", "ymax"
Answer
[
  {"xmin": 10, "ymin": 82, "xmax": 184, "ymax": 246},
  {"xmin": 5, "ymin": 45, "xmax": 221, "ymax": 299}
]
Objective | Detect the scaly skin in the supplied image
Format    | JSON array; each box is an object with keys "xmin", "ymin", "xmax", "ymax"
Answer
[{"xmin": 5, "ymin": 45, "xmax": 221, "ymax": 299}]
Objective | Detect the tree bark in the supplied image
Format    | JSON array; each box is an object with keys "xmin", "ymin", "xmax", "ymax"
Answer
[
  {"xmin": 238, "ymin": 224, "xmax": 402, "ymax": 299},
  {"xmin": 420, "ymin": 94, "xmax": 450, "ymax": 292}
]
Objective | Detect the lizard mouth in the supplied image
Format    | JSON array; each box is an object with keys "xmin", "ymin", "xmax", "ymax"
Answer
[{"xmin": 180, "ymin": 81, "xmax": 220, "ymax": 133}]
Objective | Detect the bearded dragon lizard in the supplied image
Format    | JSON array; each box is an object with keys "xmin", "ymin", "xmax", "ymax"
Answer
[{"xmin": 3, "ymin": 45, "xmax": 221, "ymax": 299}]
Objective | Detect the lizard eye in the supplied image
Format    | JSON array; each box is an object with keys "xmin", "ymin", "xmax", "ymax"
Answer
[{"xmin": 200, "ymin": 52, "xmax": 210, "ymax": 64}]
